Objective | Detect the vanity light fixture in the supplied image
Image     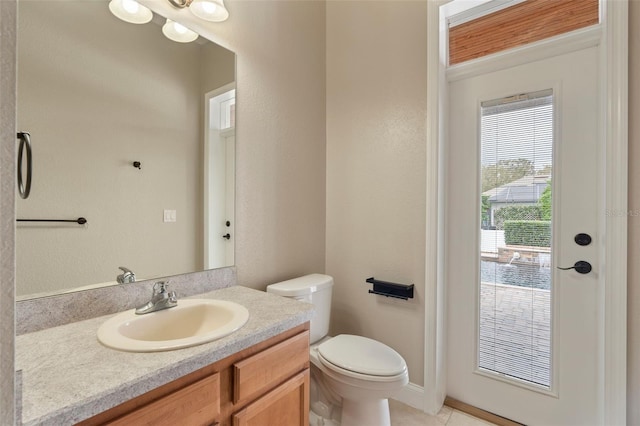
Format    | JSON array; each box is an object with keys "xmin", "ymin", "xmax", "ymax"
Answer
[
  {"xmin": 167, "ymin": 0, "xmax": 229, "ymax": 22},
  {"xmin": 109, "ymin": 0, "xmax": 226, "ymax": 43},
  {"xmin": 108, "ymin": 0, "xmax": 153, "ymax": 24},
  {"xmin": 162, "ymin": 19, "xmax": 199, "ymax": 43}
]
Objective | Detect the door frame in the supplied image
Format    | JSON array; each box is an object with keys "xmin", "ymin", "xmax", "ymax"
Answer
[
  {"xmin": 203, "ymin": 83, "xmax": 236, "ymax": 270},
  {"xmin": 423, "ymin": 0, "xmax": 628, "ymax": 423}
]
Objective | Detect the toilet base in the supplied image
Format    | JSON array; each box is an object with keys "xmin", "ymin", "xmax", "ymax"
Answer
[
  {"xmin": 309, "ymin": 409, "xmax": 340, "ymax": 426},
  {"xmin": 340, "ymin": 398, "xmax": 391, "ymax": 426}
]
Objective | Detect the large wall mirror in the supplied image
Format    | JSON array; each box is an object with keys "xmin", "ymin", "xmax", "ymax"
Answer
[{"xmin": 16, "ymin": 0, "xmax": 236, "ymax": 299}]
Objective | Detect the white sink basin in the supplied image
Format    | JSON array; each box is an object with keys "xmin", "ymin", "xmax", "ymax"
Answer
[{"xmin": 97, "ymin": 299, "xmax": 249, "ymax": 352}]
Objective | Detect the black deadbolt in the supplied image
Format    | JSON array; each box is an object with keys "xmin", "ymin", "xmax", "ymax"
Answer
[{"xmin": 574, "ymin": 233, "xmax": 592, "ymax": 246}]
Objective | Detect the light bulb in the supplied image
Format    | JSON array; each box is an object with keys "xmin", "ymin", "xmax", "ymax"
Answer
[
  {"xmin": 108, "ymin": 0, "xmax": 152, "ymax": 24},
  {"xmin": 174, "ymin": 22, "xmax": 188, "ymax": 34},
  {"xmin": 189, "ymin": 0, "xmax": 229, "ymax": 22},
  {"xmin": 200, "ymin": 1, "xmax": 217, "ymax": 14},
  {"xmin": 122, "ymin": 0, "xmax": 139, "ymax": 14},
  {"xmin": 162, "ymin": 19, "xmax": 199, "ymax": 43}
]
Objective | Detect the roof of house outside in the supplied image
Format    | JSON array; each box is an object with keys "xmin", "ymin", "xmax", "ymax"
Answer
[{"xmin": 483, "ymin": 175, "xmax": 550, "ymax": 203}]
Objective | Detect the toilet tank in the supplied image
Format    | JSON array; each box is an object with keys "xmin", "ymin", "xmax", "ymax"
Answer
[{"xmin": 266, "ymin": 274, "xmax": 333, "ymax": 344}]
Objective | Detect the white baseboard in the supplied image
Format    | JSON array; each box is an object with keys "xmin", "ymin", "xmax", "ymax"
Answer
[{"xmin": 392, "ymin": 382, "xmax": 425, "ymax": 411}]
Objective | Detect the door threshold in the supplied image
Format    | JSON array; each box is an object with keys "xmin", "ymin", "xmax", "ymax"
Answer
[{"xmin": 444, "ymin": 397, "xmax": 524, "ymax": 426}]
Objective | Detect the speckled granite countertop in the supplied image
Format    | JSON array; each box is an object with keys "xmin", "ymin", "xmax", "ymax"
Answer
[{"xmin": 15, "ymin": 286, "xmax": 314, "ymax": 426}]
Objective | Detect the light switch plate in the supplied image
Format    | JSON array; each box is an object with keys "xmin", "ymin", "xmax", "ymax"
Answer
[{"xmin": 163, "ymin": 209, "xmax": 176, "ymax": 223}]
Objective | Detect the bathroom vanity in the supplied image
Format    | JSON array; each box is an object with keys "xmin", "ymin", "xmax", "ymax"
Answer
[
  {"xmin": 80, "ymin": 325, "xmax": 309, "ymax": 426},
  {"xmin": 15, "ymin": 286, "xmax": 313, "ymax": 425}
]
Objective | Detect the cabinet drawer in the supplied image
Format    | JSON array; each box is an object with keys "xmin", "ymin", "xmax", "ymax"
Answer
[
  {"xmin": 232, "ymin": 369, "xmax": 310, "ymax": 426},
  {"xmin": 107, "ymin": 373, "xmax": 220, "ymax": 426},
  {"xmin": 233, "ymin": 330, "xmax": 309, "ymax": 404}
]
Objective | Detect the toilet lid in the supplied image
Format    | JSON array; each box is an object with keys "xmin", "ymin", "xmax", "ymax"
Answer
[{"xmin": 317, "ymin": 334, "xmax": 406, "ymax": 377}]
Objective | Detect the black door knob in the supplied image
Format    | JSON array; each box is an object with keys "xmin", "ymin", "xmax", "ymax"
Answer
[
  {"xmin": 222, "ymin": 233, "xmax": 231, "ymax": 240},
  {"xmin": 558, "ymin": 261, "xmax": 592, "ymax": 274}
]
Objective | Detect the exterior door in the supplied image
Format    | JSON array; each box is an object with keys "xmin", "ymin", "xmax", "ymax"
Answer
[
  {"xmin": 446, "ymin": 46, "xmax": 601, "ymax": 425},
  {"xmin": 204, "ymin": 87, "xmax": 236, "ymax": 269}
]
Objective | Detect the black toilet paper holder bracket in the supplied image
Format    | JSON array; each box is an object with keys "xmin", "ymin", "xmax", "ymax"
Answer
[{"xmin": 366, "ymin": 277, "xmax": 414, "ymax": 300}]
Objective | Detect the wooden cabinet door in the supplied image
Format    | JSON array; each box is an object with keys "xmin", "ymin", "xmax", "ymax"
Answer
[
  {"xmin": 232, "ymin": 370, "xmax": 309, "ymax": 426},
  {"xmin": 233, "ymin": 331, "xmax": 309, "ymax": 405},
  {"xmin": 106, "ymin": 373, "xmax": 220, "ymax": 426}
]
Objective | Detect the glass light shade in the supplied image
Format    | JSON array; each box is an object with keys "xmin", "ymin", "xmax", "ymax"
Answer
[
  {"xmin": 162, "ymin": 19, "xmax": 199, "ymax": 43},
  {"xmin": 108, "ymin": 0, "xmax": 153, "ymax": 24},
  {"xmin": 189, "ymin": 0, "xmax": 229, "ymax": 22}
]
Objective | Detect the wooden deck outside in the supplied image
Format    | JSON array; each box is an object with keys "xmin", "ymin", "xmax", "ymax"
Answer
[{"xmin": 479, "ymin": 282, "xmax": 551, "ymax": 387}]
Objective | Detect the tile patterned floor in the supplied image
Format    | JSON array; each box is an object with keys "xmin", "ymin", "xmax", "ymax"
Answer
[
  {"xmin": 389, "ymin": 400, "xmax": 497, "ymax": 426},
  {"xmin": 479, "ymin": 282, "xmax": 551, "ymax": 386}
]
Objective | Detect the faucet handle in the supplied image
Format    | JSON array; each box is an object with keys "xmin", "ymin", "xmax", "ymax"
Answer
[
  {"xmin": 136, "ymin": 281, "xmax": 177, "ymax": 315},
  {"xmin": 117, "ymin": 266, "xmax": 136, "ymax": 284},
  {"xmin": 152, "ymin": 280, "xmax": 170, "ymax": 295}
]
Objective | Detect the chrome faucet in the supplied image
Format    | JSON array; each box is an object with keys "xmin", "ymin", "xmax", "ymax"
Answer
[
  {"xmin": 117, "ymin": 266, "xmax": 136, "ymax": 284},
  {"xmin": 135, "ymin": 281, "xmax": 177, "ymax": 315}
]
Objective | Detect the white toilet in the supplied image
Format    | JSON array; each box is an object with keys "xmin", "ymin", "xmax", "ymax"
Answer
[{"xmin": 267, "ymin": 274, "xmax": 409, "ymax": 426}]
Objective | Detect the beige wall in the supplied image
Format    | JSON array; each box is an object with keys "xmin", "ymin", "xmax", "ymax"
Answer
[
  {"xmin": 15, "ymin": 1, "xmax": 234, "ymax": 296},
  {"xmin": 206, "ymin": 0, "xmax": 328, "ymax": 288},
  {"xmin": 326, "ymin": 1, "xmax": 428, "ymax": 386},
  {"xmin": 628, "ymin": 1, "xmax": 639, "ymax": 423},
  {"xmin": 200, "ymin": 42, "xmax": 236, "ymax": 94}
]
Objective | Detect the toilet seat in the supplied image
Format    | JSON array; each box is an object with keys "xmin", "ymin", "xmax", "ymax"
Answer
[{"xmin": 317, "ymin": 335, "xmax": 407, "ymax": 382}]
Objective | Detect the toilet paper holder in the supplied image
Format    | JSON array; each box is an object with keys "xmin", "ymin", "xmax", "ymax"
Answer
[{"xmin": 365, "ymin": 277, "xmax": 414, "ymax": 300}]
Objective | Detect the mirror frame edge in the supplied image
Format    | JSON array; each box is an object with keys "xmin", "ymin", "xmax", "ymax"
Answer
[{"xmin": 0, "ymin": 0, "xmax": 17, "ymax": 422}]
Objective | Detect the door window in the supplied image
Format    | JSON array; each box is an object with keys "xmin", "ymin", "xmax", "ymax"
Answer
[{"xmin": 479, "ymin": 89, "xmax": 553, "ymax": 388}]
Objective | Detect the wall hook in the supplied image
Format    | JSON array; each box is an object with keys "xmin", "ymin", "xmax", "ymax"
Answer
[{"xmin": 133, "ymin": 161, "xmax": 141, "ymax": 169}]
